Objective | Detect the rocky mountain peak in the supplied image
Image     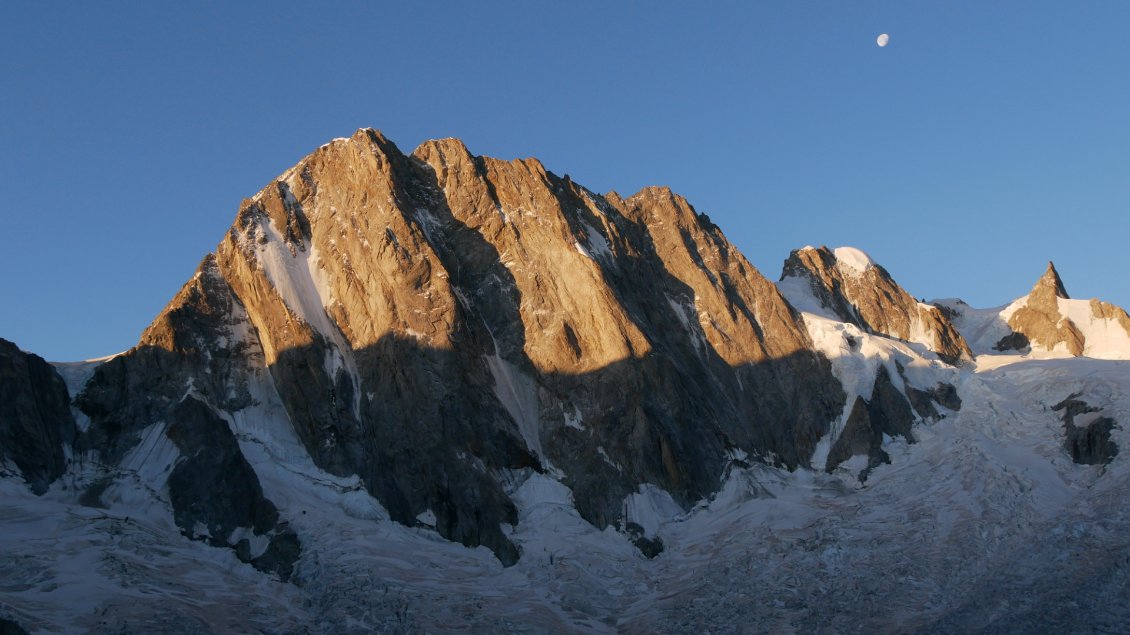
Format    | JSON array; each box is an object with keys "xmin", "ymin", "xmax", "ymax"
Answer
[
  {"xmin": 999, "ymin": 261, "xmax": 1083, "ymax": 355},
  {"xmin": 65, "ymin": 130, "xmax": 847, "ymax": 566},
  {"xmin": 1034, "ymin": 261, "xmax": 1070, "ymax": 300},
  {"xmin": 778, "ymin": 246, "xmax": 972, "ymax": 365},
  {"xmin": 994, "ymin": 260, "xmax": 1130, "ymax": 357}
]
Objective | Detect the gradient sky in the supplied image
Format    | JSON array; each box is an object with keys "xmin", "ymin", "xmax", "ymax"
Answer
[{"xmin": 3, "ymin": 2, "xmax": 1128, "ymax": 361}]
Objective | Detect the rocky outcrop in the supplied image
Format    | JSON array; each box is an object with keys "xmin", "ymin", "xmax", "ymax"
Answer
[
  {"xmin": 0, "ymin": 338, "xmax": 76, "ymax": 494},
  {"xmin": 1052, "ymin": 394, "xmax": 1119, "ymax": 465},
  {"xmin": 826, "ymin": 366, "xmax": 918, "ymax": 478},
  {"xmin": 1090, "ymin": 298, "xmax": 1130, "ymax": 338},
  {"xmin": 77, "ymin": 255, "xmax": 299, "ymax": 575},
  {"xmin": 780, "ymin": 246, "xmax": 972, "ymax": 365},
  {"xmin": 75, "ymin": 129, "xmax": 845, "ymax": 564},
  {"xmin": 165, "ymin": 396, "xmax": 301, "ymax": 580},
  {"xmin": 1000, "ymin": 262, "xmax": 1084, "ymax": 355},
  {"xmin": 78, "ymin": 256, "xmax": 257, "ymax": 462}
]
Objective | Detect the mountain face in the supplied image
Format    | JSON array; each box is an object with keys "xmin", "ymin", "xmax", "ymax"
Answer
[
  {"xmin": 779, "ymin": 246, "xmax": 973, "ymax": 365},
  {"xmin": 0, "ymin": 339, "xmax": 75, "ymax": 494},
  {"xmin": 939, "ymin": 262, "xmax": 1130, "ymax": 359},
  {"xmin": 69, "ymin": 129, "xmax": 858, "ymax": 565},
  {"xmin": 2, "ymin": 130, "xmax": 1129, "ymax": 633}
]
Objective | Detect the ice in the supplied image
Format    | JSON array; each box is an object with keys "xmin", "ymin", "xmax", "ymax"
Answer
[
  {"xmin": 51, "ymin": 356, "xmax": 117, "ymax": 398},
  {"xmin": 254, "ymin": 217, "xmax": 335, "ymax": 342},
  {"xmin": 938, "ymin": 294, "xmax": 1130, "ymax": 360},
  {"xmin": 6, "ymin": 344, "xmax": 1130, "ymax": 633},
  {"xmin": 485, "ymin": 353, "xmax": 541, "ymax": 457},
  {"xmin": 622, "ymin": 484, "xmax": 684, "ymax": 537},
  {"xmin": 573, "ymin": 240, "xmax": 593, "ymax": 259},
  {"xmin": 579, "ymin": 219, "xmax": 612, "ymax": 260},
  {"xmin": 832, "ymin": 245, "xmax": 875, "ymax": 274},
  {"xmin": 51, "ymin": 356, "xmax": 122, "ymax": 433},
  {"xmin": 250, "ymin": 210, "xmax": 361, "ymax": 418},
  {"xmin": 935, "ymin": 297, "xmax": 1019, "ymax": 354},
  {"xmin": 775, "ymin": 273, "xmax": 839, "ymax": 319},
  {"xmin": 563, "ymin": 405, "xmax": 585, "ymax": 430},
  {"xmin": 664, "ymin": 293, "xmax": 708, "ymax": 357}
]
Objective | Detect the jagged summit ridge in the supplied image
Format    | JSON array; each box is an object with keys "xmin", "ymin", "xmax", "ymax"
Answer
[
  {"xmin": 74, "ymin": 128, "xmax": 849, "ymax": 564},
  {"xmin": 1003, "ymin": 259, "xmax": 1084, "ymax": 354}
]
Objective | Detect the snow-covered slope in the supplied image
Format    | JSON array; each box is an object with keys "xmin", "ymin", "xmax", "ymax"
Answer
[{"xmin": 4, "ymin": 350, "xmax": 1128, "ymax": 633}]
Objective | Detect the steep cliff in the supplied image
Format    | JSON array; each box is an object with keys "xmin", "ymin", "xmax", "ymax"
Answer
[
  {"xmin": 75, "ymin": 129, "xmax": 845, "ymax": 564},
  {"xmin": 0, "ymin": 338, "xmax": 75, "ymax": 494}
]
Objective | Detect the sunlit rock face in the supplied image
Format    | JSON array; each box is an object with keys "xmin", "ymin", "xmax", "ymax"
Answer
[
  {"xmin": 780, "ymin": 245, "xmax": 973, "ymax": 365},
  {"xmin": 75, "ymin": 129, "xmax": 846, "ymax": 564},
  {"xmin": 992, "ymin": 262, "xmax": 1130, "ymax": 358},
  {"xmin": 1002, "ymin": 262, "xmax": 1083, "ymax": 354}
]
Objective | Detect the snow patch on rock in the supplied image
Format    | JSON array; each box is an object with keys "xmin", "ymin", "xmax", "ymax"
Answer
[{"xmin": 831, "ymin": 246, "xmax": 875, "ymax": 274}]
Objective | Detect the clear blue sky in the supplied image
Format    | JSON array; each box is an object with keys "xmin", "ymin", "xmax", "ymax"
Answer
[{"xmin": 3, "ymin": 2, "xmax": 1128, "ymax": 361}]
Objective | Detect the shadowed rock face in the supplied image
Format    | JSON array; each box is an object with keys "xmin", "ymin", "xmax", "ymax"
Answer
[
  {"xmin": 165, "ymin": 396, "xmax": 300, "ymax": 580},
  {"xmin": 1053, "ymin": 395, "xmax": 1119, "ymax": 465},
  {"xmin": 0, "ymin": 338, "xmax": 76, "ymax": 494},
  {"xmin": 827, "ymin": 366, "xmax": 918, "ymax": 478},
  {"xmin": 77, "ymin": 255, "xmax": 257, "ymax": 463},
  {"xmin": 77, "ymin": 129, "xmax": 846, "ymax": 564},
  {"xmin": 1002, "ymin": 262, "xmax": 1084, "ymax": 355},
  {"xmin": 781, "ymin": 246, "xmax": 972, "ymax": 365},
  {"xmin": 77, "ymin": 255, "xmax": 300, "ymax": 576}
]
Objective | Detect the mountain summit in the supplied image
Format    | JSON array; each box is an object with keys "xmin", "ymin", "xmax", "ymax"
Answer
[
  {"xmin": 974, "ymin": 260, "xmax": 1130, "ymax": 357},
  {"xmin": 1039, "ymin": 261, "xmax": 1071, "ymax": 300},
  {"xmin": 72, "ymin": 128, "xmax": 863, "ymax": 564},
  {"xmin": 779, "ymin": 245, "xmax": 972, "ymax": 365}
]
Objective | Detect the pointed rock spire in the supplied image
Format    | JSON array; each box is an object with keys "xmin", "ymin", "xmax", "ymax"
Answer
[
  {"xmin": 1002, "ymin": 260, "xmax": 1083, "ymax": 355},
  {"xmin": 1035, "ymin": 261, "xmax": 1070, "ymax": 300}
]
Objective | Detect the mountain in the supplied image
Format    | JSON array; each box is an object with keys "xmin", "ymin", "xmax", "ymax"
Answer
[
  {"xmin": 2, "ymin": 129, "xmax": 1129, "ymax": 633},
  {"xmin": 71, "ymin": 129, "xmax": 866, "ymax": 566},
  {"xmin": 778, "ymin": 245, "xmax": 972, "ymax": 365},
  {"xmin": 937, "ymin": 261, "xmax": 1130, "ymax": 359}
]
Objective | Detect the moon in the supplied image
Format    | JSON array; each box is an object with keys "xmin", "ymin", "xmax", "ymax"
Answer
[{"xmin": 877, "ymin": 33, "xmax": 889, "ymax": 47}]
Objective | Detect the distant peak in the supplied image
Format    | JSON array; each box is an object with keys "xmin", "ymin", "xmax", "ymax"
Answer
[
  {"xmin": 783, "ymin": 245, "xmax": 878, "ymax": 278},
  {"xmin": 1035, "ymin": 261, "xmax": 1070, "ymax": 300}
]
